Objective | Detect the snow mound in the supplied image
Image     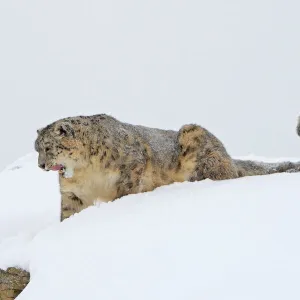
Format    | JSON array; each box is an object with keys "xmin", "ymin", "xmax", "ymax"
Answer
[{"xmin": 1, "ymin": 154, "xmax": 300, "ymax": 300}]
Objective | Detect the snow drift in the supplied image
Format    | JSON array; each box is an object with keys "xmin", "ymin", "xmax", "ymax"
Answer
[{"xmin": 1, "ymin": 153, "xmax": 300, "ymax": 300}]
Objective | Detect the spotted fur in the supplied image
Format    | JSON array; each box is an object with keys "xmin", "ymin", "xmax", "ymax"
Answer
[{"xmin": 35, "ymin": 114, "xmax": 300, "ymax": 221}]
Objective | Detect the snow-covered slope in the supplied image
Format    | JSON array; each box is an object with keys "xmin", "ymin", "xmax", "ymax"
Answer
[
  {"xmin": 0, "ymin": 153, "xmax": 60, "ymax": 240},
  {"xmin": 1, "ymin": 154, "xmax": 300, "ymax": 300}
]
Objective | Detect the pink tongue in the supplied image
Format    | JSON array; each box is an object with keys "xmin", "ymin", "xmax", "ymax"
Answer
[{"xmin": 51, "ymin": 164, "xmax": 64, "ymax": 171}]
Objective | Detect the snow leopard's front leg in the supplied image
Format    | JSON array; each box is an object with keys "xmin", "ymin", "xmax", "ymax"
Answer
[{"xmin": 60, "ymin": 192, "xmax": 85, "ymax": 221}]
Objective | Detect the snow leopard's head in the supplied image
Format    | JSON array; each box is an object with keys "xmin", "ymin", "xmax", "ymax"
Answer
[{"xmin": 34, "ymin": 119, "xmax": 88, "ymax": 177}]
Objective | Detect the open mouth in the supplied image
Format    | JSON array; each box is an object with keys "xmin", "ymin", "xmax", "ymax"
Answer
[
  {"xmin": 49, "ymin": 164, "xmax": 73, "ymax": 178},
  {"xmin": 50, "ymin": 164, "xmax": 65, "ymax": 172}
]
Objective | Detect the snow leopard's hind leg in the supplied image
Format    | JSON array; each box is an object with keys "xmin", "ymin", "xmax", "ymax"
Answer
[{"xmin": 177, "ymin": 124, "xmax": 239, "ymax": 182}]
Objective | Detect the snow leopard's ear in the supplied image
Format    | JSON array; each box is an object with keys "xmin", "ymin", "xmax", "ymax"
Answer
[{"xmin": 54, "ymin": 122, "xmax": 75, "ymax": 138}]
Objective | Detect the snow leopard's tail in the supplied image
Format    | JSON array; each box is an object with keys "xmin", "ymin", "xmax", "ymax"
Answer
[
  {"xmin": 233, "ymin": 116, "xmax": 300, "ymax": 177},
  {"xmin": 233, "ymin": 159, "xmax": 300, "ymax": 177}
]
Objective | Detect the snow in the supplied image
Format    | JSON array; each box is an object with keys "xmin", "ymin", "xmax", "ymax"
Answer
[
  {"xmin": 0, "ymin": 153, "xmax": 60, "ymax": 240},
  {"xmin": 1, "ymin": 154, "xmax": 300, "ymax": 299}
]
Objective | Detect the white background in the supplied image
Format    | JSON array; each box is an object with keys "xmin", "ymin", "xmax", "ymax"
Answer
[{"xmin": 1, "ymin": 0, "xmax": 300, "ymax": 170}]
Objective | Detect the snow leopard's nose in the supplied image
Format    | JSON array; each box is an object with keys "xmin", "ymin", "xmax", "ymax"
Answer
[{"xmin": 38, "ymin": 163, "xmax": 46, "ymax": 169}]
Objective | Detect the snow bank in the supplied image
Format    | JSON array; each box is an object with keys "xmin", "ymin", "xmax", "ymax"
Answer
[
  {"xmin": 0, "ymin": 153, "xmax": 60, "ymax": 240},
  {"xmin": 1, "ymin": 154, "xmax": 300, "ymax": 299},
  {"xmin": 0, "ymin": 153, "xmax": 60, "ymax": 270}
]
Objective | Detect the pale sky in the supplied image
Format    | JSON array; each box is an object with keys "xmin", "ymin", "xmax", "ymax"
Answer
[{"xmin": 0, "ymin": 0, "xmax": 300, "ymax": 170}]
